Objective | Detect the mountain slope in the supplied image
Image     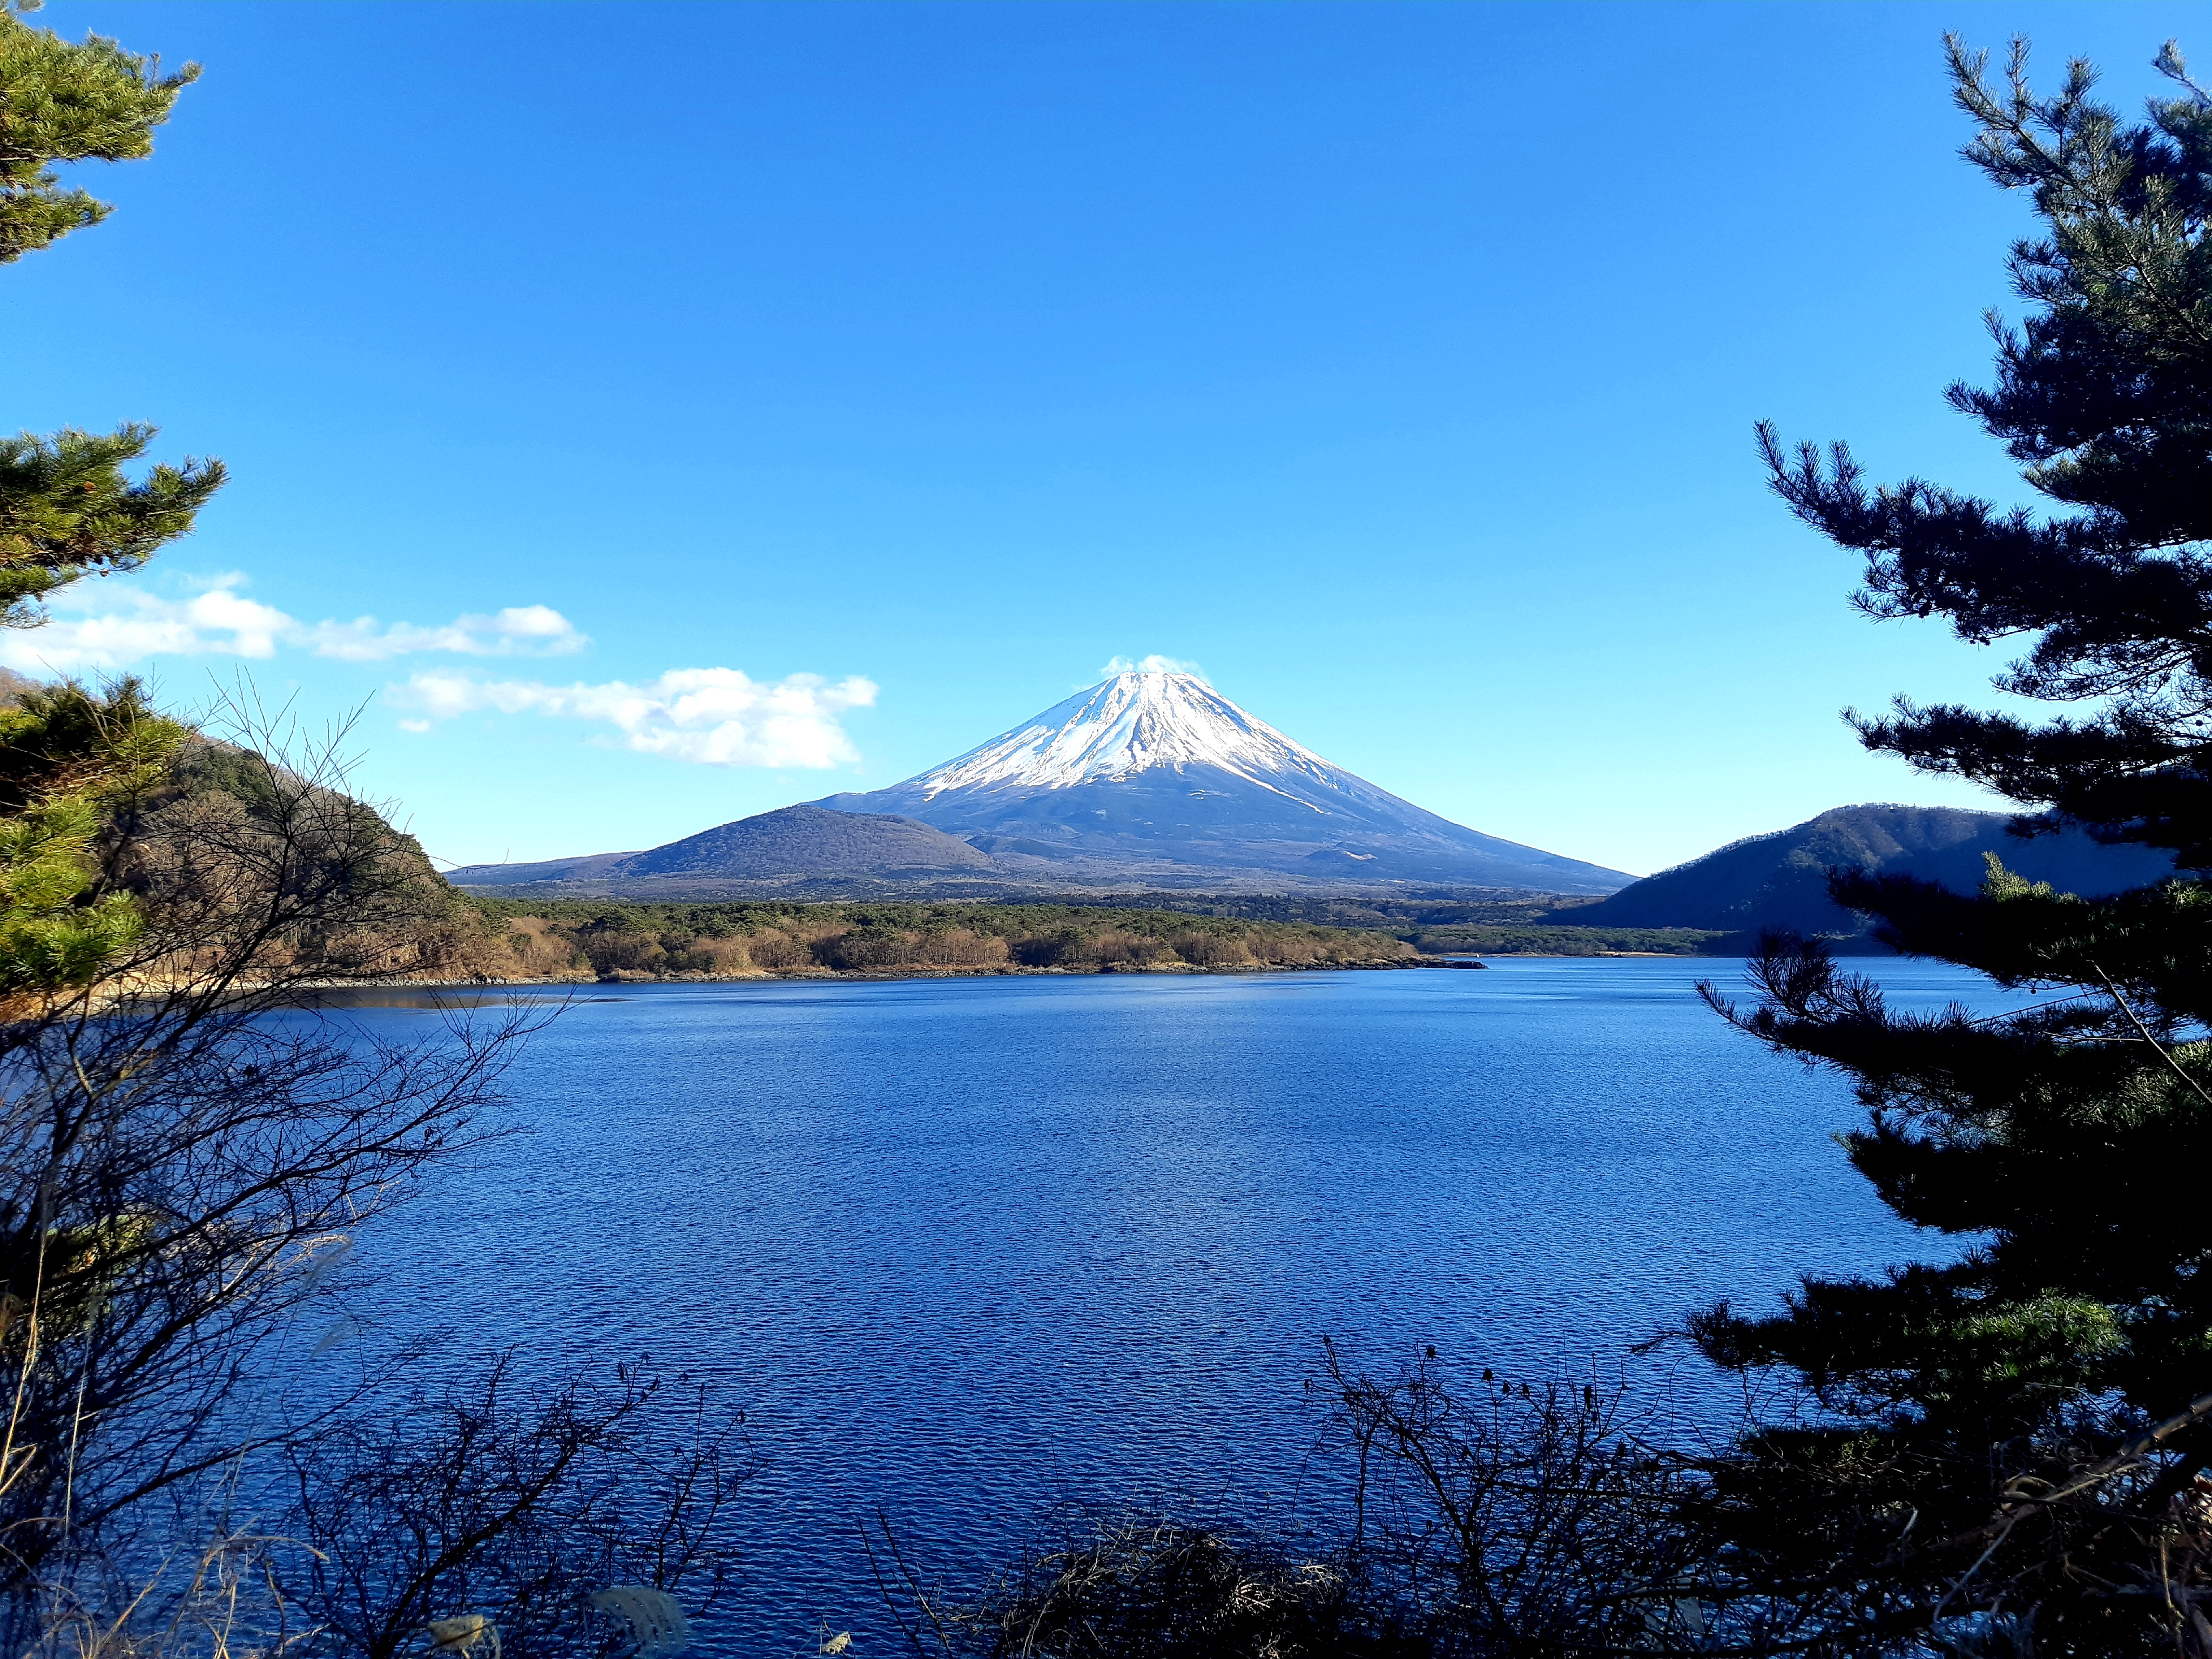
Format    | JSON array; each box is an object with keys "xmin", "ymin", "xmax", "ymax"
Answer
[
  {"xmin": 443, "ymin": 849, "xmax": 637, "ymax": 888},
  {"xmin": 618, "ymin": 804, "xmax": 994, "ymax": 879},
  {"xmin": 815, "ymin": 670, "xmax": 1631, "ymax": 893},
  {"xmin": 1573, "ymin": 804, "xmax": 2176, "ymax": 933},
  {"xmin": 447, "ymin": 805, "xmax": 989, "ymax": 894}
]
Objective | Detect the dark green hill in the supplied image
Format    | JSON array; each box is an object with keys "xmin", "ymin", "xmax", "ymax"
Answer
[
  {"xmin": 1575, "ymin": 804, "xmax": 2177, "ymax": 935},
  {"xmin": 618, "ymin": 803, "xmax": 993, "ymax": 879}
]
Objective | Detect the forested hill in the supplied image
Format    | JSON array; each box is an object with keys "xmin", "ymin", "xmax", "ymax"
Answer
[
  {"xmin": 457, "ymin": 899, "xmax": 1420, "ymax": 979},
  {"xmin": 1573, "ymin": 804, "xmax": 2177, "ymax": 934}
]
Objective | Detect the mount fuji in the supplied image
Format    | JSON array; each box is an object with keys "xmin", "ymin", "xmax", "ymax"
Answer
[
  {"xmin": 811, "ymin": 670, "xmax": 1630, "ymax": 892},
  {"xmin": 447, "ymin": 670, "xmax": 1630, "ymax": 896}
]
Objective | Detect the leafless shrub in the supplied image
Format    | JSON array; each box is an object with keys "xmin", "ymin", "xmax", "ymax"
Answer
[
  {"xmin": 812, "ymin": 929, "xmax": 916, "ymax": 972},
  {"xmin": 867, "ymin": 1346, "xmax": 1730, "ymax": 1659},
  {"xmin": 276, "ymin": 1355, "xmax": 747, "ymax": 1659},
  {"xmin": 493, "ymin": 919, "xmax": 587, "ymax": 980},
  {"xmin": 741, "ymin": 930, "xmax": 812, "ymax": 971},
  {"xmin": 0, "ymin": 692, "xmax": 539, "ymax": 1643},
  {"xmin": 915, "ymin": 930, "xmax": 1008, "ymax": 970},
  {"xmin": 932, "ymin": 1510, "xmax": 1417, "ymax": 1659},
  {"xmin": 1753, "ymin": 1385, "xmax": 2212, "ymax": 1658},
  {"xmin": 1325, "ymin": 1349, "xmax": 2212, "ymax": 1655},
  {"xmin": 95, "ymin": 704, "xmax": 475, "ymax": 997},
  {"xmin": 1080, "ymin": 932, "xmax": 1164, "ymax": 969},
  {"xmin": 673, "ymin": 936, "xmax": 755, "ymax": 975},
  {"xmin": 1164, "ymin": 934, "xmax": 1251, "ymax": 969},
  {"xmin": 1320, "ymin": 1341, "xmax": 1720, "ymax": 1655}
]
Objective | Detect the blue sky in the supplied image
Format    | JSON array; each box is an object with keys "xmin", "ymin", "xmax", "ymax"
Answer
[{"xmin": 4, "ymin": 0, "xmax": 2197, "ymax": 875}]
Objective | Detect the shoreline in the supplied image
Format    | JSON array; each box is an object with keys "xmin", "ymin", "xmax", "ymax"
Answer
[
  {"xmin": 306, "ymin": 954, "xmax": 1751, "ymax": 995},
  {"xmin": 293, "ymin": 953, "xmax": 1742, "ymax": 997},
  {"xmin": 320, "ymin": 956, "xmax": 1475, "ymax": 992}
]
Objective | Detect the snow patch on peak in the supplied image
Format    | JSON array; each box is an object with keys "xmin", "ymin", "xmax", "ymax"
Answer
[
  {"xmin": 1099, "ymin": 652, "xmax": 1207, "ymax": 682},
  {"xmin": 916, "ymin": 671, "xmax": 1343, "ymax": 799}
]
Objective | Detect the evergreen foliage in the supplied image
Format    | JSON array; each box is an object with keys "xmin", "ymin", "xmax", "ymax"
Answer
[
  {"xmin": 0, "ymin": 426, "xmax": 225, "ymax": 625},
  {"xmin": 0, "ymin": 2, "xmax": 220, "ymax": 630},
  {"xmin": 0, "ymin": 678, "xmax": 183, "ymax": 992},
  {"xmin": 0, "ymin": 0, "xmax": 198, "ymax": 262},
  {"xmin": 0, "ymin": 0, "xmax": 214, "ymax": 996},
  {"xmin": 1763, "ymin": 35, "xmax": 2212, "ymax": 860},
  {"xmin": 1695, "ymin": 35, "xmax": 2212, "ymax": 1651}
]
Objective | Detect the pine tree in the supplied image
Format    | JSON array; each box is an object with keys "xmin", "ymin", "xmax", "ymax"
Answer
[
  {"xmin": 1693, "ymin": 36, "xmax": 2212, "ymax": 1654},
  {"xmin": 1, "ymin": 0, "xmax": 221, "ymax": 628},
  {"xmin": 0, "ymin": 426, "xmax": 224, "ymax": 626},
  {"xmin": 0, "ymin": 2, "xmax": 213, "ymax": 993},
  {"xmin": 0, "ymin": 0, "xmax": 199, "ymax": 262}
]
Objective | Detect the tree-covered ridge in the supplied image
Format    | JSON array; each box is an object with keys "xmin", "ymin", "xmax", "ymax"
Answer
[
  {"xmin": 1572, "ymin": 802, "xmax": 2175, "ymax": 936},
  {"xmin": 464, "ymin": 896, "xmax": 1422, "ymax": 979}
]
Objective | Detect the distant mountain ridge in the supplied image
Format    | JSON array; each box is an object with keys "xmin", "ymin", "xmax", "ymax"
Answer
[{"xmin": 1571, "ymin": 804, "xmax": 2177, "ymax": 935}]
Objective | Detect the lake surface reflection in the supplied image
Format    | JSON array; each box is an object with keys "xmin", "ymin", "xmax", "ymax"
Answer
[{"xmin": 324, "ymin": 958, "xmax": 2000, "ymax": 1654}]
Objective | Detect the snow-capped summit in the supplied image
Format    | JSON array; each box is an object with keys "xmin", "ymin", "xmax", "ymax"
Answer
[
  {"xmin": 814, "ymin": 670, "xmax": 1633, "ymax": 893},
  {"xmin": 915, "ymin": 670, "xmax": 1343, "ymax": 800}
]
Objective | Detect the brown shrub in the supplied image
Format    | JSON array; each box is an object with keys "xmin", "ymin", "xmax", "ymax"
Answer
[
  {"xmin": 915, "ymin": 928, "xmax": 1009, "ymax": 968},
  {"xmin": 582, "ymin": 933, "xmax": 664, "ymax": 975},
  {"xmin": 498, "ymin": 915, "xmax": 583, "ymax": 976},
  {"xmin": 1010, "ymin": 928, "xmax": 1085, "ymax": 967},
  {"xmin": 812, "ymin": 928, "xmax": 921, "ymax": 970},
  {"xmin": 677, "ymin": 934, "xmax": 757, "ymax": 974},
  {"xmin": 741, "ymin": 928, "xmax": 813, "ymax": 970},
  {"xmin": 1085, "ymin": 929, "xmax": 1168, "ymax": 967},
  {"xmin": 1168, "ymin": 932, "xmax": 1253, "ymax": 968}
]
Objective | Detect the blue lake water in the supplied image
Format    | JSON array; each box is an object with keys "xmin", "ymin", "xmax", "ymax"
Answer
[{"xmin": 318, "ymin": 957, "xmax": 2001, "ymax": 1654}]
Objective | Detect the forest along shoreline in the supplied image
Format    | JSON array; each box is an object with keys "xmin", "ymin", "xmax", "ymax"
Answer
[
  {"xmin": 386, "ymin": 959, "xmax": 1472, "ymax": 988},
  {"xmin": 387, "ymin": 895, "xmax": 1732, "ymax": 986},
  {"xmin": 412, "ymin": 898, "xmax": 1445, "ymax": 984}
]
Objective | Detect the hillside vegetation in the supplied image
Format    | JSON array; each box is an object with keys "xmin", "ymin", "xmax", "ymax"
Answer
[
  {"xmin": 457, "ymin": 898, "xmax": 1421, "ymax": 980},
  {"xmin": 1049, "ymin": 892, "xmax": 1722, "ymax": 955},
  {"xmin": 1386, "ymin": 923, "xmax": 1726, "ymax": 956},
  {"xmin": 1570, "ymin": 803, "xmax": 2174, "ymax": 934}
]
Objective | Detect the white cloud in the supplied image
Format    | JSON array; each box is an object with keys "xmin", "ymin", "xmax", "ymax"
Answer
[
  {"xmin": 0, "ymin": 581, "xmax": 296, "ymax": 669},
  {"xmin": 1100, "ymin": 653, "xmax": 1208, "ymax": 682},
  {"xmin": 393, "ymin": 667, "xmax": 879, "ymax": 768},
  {"xmin": 0, "ymin": 576, "xmax": 588, "ymax": 672},
  {"xmin": 300, "ymin": 604, "xmax": 588, "ymax": 662}
]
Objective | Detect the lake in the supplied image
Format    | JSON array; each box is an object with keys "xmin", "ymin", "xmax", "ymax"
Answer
[{"xmin": 321, "ymin": 957, "xmax": 1999, "ymax": 1655}]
